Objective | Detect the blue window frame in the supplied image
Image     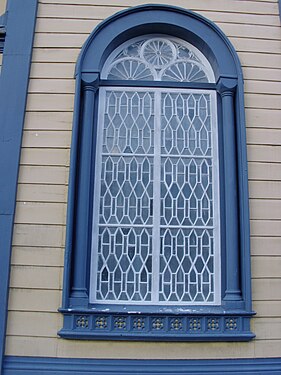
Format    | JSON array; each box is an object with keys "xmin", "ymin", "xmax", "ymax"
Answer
[{"xmin": 59, "ymin": 4, "xmax": 255, "ymax": 341}]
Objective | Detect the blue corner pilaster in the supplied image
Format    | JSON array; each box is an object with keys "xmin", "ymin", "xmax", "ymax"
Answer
[{"xmin": 0, "ymin": 0, "xmax": 38, "ymax": 371}]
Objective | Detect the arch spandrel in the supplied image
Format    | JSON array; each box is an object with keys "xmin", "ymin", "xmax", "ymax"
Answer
[{"xmin": 76, "ymin": 5, "xmax": 241, "ymax": 82}]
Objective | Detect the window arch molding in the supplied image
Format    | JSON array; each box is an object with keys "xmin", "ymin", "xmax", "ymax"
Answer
[{"xmin": 59, "ymin": 4, "xmax": 254, "ymax": 341}]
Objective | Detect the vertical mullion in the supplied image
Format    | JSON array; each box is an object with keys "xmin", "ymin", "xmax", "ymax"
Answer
[
  {"xmin": 152, "ymin": 90, "xmax": 161, "ymax": 303},
  {"xmin": 90, "ymin": 87, "xmax": 106, "ymax": 303}
]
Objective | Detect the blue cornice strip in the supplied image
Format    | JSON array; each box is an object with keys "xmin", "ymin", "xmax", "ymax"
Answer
[
  {"xmin": 0, "ymin": 0, "xmax": 38, "ymax": 371},
  {"xmin": 3, "ymin": 356, "xmax": 281, "ymax": 374}
]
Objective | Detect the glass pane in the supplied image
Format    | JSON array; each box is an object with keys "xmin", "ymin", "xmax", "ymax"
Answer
[
  {"xmin": 96, "ymin": 227, "xmax": 153, "ymax": 302},
  {"xmin": 159, "ymin": 228, "xmax": 214, "ymax": 302},
  {"xmin": 91, "ymin": 88, "xmax": 219, "ymax": 305}
]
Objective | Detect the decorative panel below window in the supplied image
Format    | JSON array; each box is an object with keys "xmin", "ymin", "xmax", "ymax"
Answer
[{"xmin": 90, "ymin": 87, "xmax": 220, "ymax": 306}]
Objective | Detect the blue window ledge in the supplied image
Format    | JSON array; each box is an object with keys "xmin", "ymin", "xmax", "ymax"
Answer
[{"xmin": 59, "ymin": 311, "xmax": 254, "ymax": 341}]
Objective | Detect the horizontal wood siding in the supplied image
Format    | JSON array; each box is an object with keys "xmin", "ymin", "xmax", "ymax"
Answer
[
  {"xmin": 0, "ymin": 0, "xmax": 7, "ymax": 15},
  {"xmin": 6, "ymin": 0, "xmax": 281, "ymax": 360}
]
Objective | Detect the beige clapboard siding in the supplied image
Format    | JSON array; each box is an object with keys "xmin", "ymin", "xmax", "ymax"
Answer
[
  {"xmin": 13, "ymin": 224, "xmax": 65, "ymax": 247},
  {"xmin": 245, "ymin": 81, "xmax": 281, "ymax": 95},
  {"xmin": 248, "ymin": 162, "xmax": 281, "ymax": 181},
  {"xmin": 252, "ymin": 279, "xmax": 281, "ymax": 301},
  {"xmin": 251, "ymin": 256, "xmax": 281, "ymax": 279},
  {"xmin": 253, "ymin": 301, "xmax": 281, "ymax": 318},
  {"xmin": 29, "ymin": 78, "xmax": 76, "ymax": 94},
  {"xmin": 250, "ymin": 220, "xmax": 281, "ymax": 237},
  {"xmin": 30, "ymin": 63, "xmax": 75, "ymax": 79},
  {"xmin": 8, "ymin": 288, "xmax": 62, "ymax": 313},
  {"xmin": 11, "ymin": 247, "xmax": 64, "ymax": 266},
  {"xmin": 18, "ymin": 165, "xmax": 68, "ymax": 185},
  {"xmin": 247, "ymin": 128, "xmax": 281, "ymax": 144},
  {"xmin": 250, "ymin": 199, "xmax": 281, "ymax": 220},
  {"xmin": 37, "ymin": 0, "xmax": 280, "ymax": 18},
  {"xmin": 246, "ymin": 109, "xmax": 281, "ymax": 129},
  {"xmin": 5, "ymin": 337, "xmax": 58, "ymax": 358},
  {"xmin": 245, "ymin": 95, "xmax": 281, "ymax": 110},
  {"xmin": 36, "ymin": 6, "xmax": 280, "ymax": 26},
  {"xmin": 0, "ymin": 1, "xmax": 7, "ymax": 14},
  {"xmin": 20, "ymin": 148, "xmax": 70, "ymax": 166},
  {"xmin": 251, "ymin": 237, "xmax": 281, "ymax": 256},
  {"xmin": 26, "ymin": 94, "xmax": 74, "ymax": 112},
  {"xmin": 6, "ymin": 311, "xmax": 62, "ymax": 338},
  {"xmin": 243, "ymin": 67, "xmax": 281, "ymax": 82},
  {"xmin": 248, "ymin": 146, "xmax": 281, "ymax": 163},
  {"xmin": 34, "ymin": 17, "xmax": 281, "ymax": 40},
  {"xmin": 17, "ymin": 184, "xmax": 67, "ymax": 203},
  {"xmin": 240, "ymin": 53, "xmax": 281, "ymax": 69},
  {"xmin": 38, "ymin": 0, "xmax": 279, "ymax": 15},
  {"xmin": 24, "ymin": 111, "xmax": 73, "ymax": 130},
  {"xmin": 4, "ymin": 335, "xmax": 252, "ymax": 359},
  {"xmin": 249, "ymin": 181, "xmax": 281, "ymax": 199},
  {"xmin": 253, "ymin": 318, "xmax": 281, "ymax": 340},
  {"xmin": 4, "ymin": 335, "xmax": 281, "ymax": 359},
  {"xmin": 10, "ymin": 265, "xmax": 63, "ymax": 290},
  {"xmin": 22, "ymin": 130, "xmax": 71, "ymax": 148},
  {"xmin": 14, "ymin": 202, "xmax": 66, "ymax": 225}
]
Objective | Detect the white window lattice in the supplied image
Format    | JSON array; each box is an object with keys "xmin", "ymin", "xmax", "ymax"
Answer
[
  {"xmin": 90, "ymin": 87, "xmax": 220, "ymax": 305},
  {"xmin": 102, "ymin": 35, "xmax": 215, "ymax": 83}
]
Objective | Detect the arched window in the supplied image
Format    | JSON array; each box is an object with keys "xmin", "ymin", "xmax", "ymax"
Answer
[
  {"xmin": 90, "ymin": 35, "xmax": 220, "ymax": 306},
  {"xmin": 59, "ymin": 5, "xmax": 254, "ymax": 341}
]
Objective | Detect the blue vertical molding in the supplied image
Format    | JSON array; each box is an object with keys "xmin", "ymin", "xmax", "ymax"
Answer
[
  {"xmin": 70, "ymin": 73, "xmax": 100, "ymax": 306},
  {"xmin": 218, "ymin": 77, "xmax": 242, "ymax": 305},
  {"xmin": 0, "ymin": 0, "xmax": 38, "ymax": 371}
]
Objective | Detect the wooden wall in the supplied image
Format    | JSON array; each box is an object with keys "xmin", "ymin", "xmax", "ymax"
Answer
[
  {"xmin": 5, "ymin": 0, "xmax": 281, "ymax": 359},
  {"xmin": 0, "ymin": 0, "xmax": 7, "ymax": 15}
]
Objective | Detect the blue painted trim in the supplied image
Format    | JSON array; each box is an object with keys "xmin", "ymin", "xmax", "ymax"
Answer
[
  {"xmin": 75, "ymin": 4, "xmax": 242, "ymax": 81},
  {"xmin": 58, "ymin": 313, "xmax": 254, "ymax": 341},
  {"xmin": 3, "ymin": 356, "xmax": 281, "ymax": 374},
  {"xmin": 61, "ymin": 4, "xmax": 254, "ymax": 341},
  {"xmin": 0, "ymin": 0, "xmax": 38, "ymax": 371}
]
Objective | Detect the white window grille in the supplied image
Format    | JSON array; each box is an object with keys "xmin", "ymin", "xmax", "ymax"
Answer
[
  {"xmin": 90, "ymin": 36, "xmax": 220, "ymax": 306},
  {"xmin": 102, "ymin": 35, "xmax": 215, "ymax": 83}
]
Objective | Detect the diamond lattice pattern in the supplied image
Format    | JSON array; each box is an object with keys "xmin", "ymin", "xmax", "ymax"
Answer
[{"xmin": 93, "ymin": 89, "xmax": 217, "ymax": 304}]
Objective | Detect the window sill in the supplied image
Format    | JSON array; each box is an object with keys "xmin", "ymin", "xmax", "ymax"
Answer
[{"xmin": 58, "ymin": 310, "xmax": 255, "ymax": 341}]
